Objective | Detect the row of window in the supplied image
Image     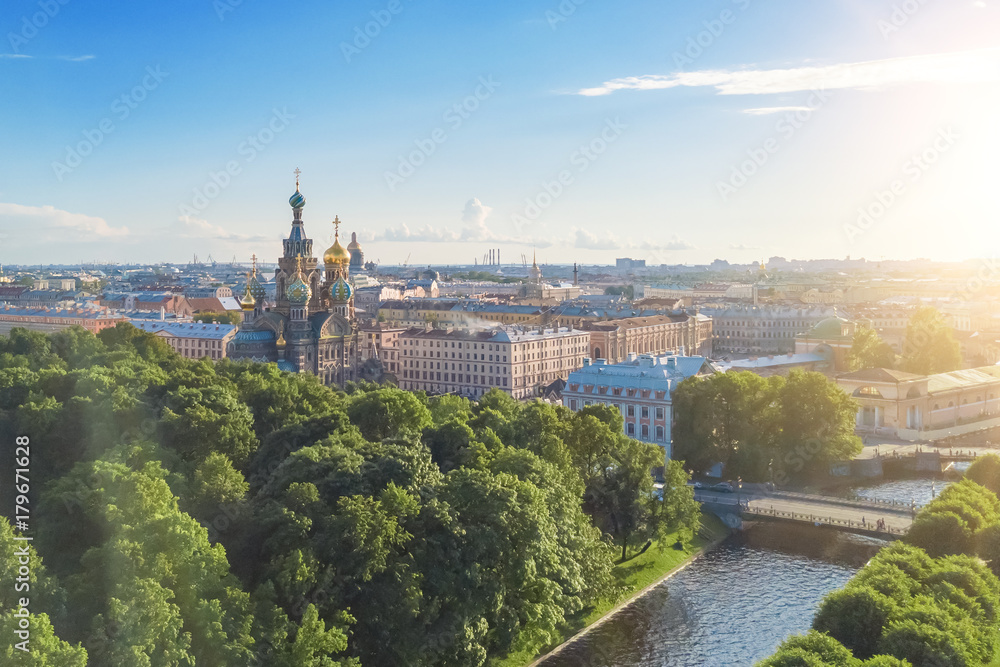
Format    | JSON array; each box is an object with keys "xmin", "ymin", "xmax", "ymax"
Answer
[
  {"xmin": 568, "ymin": 399, "xmax": 665, "ymax": 420},
  {"xmin": 715, "ymin": 320, "xmax": 817, "ymax": 328},
  {"xmin": 716, "ymin": 331, "xmax": 800, "ymax": 339},
  {"xmin": 403, "ymin": 372, "xmax": 509, "ymax": 387},
  {"xmin": 405, "ymin": 361, "xmax": 508, "ymax": 374},
  {"xmin": 626, "ymin": 423, "xmax": 666, "ymax": 441}
]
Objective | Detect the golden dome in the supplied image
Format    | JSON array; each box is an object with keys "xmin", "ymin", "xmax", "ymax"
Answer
[
  {"xmin": 323, "ymin": 216, "xmax": 352, "ymax": 266},
  {"xmin": 240, "ymin": 273, "xmax": 256, "ymax": 311}
]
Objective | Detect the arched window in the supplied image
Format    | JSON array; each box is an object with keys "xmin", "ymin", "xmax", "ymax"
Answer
[{"xmin": 855, "ymin": 386, "xmax": 885, "ymax": 399}]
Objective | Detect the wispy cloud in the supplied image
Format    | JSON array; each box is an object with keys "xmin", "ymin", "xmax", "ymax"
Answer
[
  {"xmin": 0, "ymin": 203, "xmax": 128, "ymax": 240},
  {"xmin": 1, "ymin": 54, "xmax": 94, "ymax": 62},
  {"xmin": 650, "ymin": 237, "xmax": 696, "ymax": 251},
  {"xmin": 172, "ymin": 215, "xmax": 269, "ymax": 243},
  {"xmin": 367, "ymin": 198, "xmax": 554, "ymax": 247},
  {"xmin": 578, "ymin": 47, "xmax": 1000, "ymax": 96},
  {"xmin": 574, "ymin": 229, "xmax": 618, "ymax": 250},
  {"xmin": 368, "ymin": 222, "xmax": 460, "ymax": 244},
  {"xmin": 574, "ymin": 229, "xmax": 694, "ymax": 251},
  {"xmin": 742, "ymin": 106, "xmax": 813, "ymax": 115},
  {"xmin": 730, "ymin": 243, "xmax": 761, "ymax": 250}
]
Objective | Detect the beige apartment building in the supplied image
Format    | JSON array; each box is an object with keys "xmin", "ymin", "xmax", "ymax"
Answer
[
  {"xmin": 358, "ymin": 322, "xmax": 407, "ymax": 376},
  {"xmin": 131, "ymin": 321, "xmax": 237, "ymax": 360},
  {"xmin": 398, "ymin": 325, "xmax": 590, "ymax": 399},
  {"xmin": 583, "ymin": 313, "xmax": 713, "ymax": 363}
]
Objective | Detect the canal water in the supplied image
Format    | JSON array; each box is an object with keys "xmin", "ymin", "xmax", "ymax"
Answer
[{"xmin": 539, "ymin": 477, "xmax": 943, "ymax": 667}]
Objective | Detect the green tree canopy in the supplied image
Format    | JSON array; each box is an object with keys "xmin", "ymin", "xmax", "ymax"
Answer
[
  {"xmin": 900, "ymin": 307, "xmax": 962, "ymax": 375},
  {"xmin": 848, "ymin": 327, "xmax": 896, "ymax": 371}
]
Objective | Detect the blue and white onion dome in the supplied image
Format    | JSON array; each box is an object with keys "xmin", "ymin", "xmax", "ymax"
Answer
[
  {"xmin": 289, "ymin": 188, "xmax": 306, "ymax": 209},
  {"xmin": 331, "ymin": 276, "xmax": 353, "ymax": 302}
]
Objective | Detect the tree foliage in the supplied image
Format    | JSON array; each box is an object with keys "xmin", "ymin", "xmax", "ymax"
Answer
[
  {"xmin": 0, "ymin": 325, "xmax": 688, "ymax": 666},
  {"xmin": 763, "ymin": 474, "xmax": 1000, "ymax": 667},
  {"xmin": 847, "ymin": 328, "xmax": 896, "ymax": 372},
  {"xmin": 899, "ymin": 307, "xmax": 962, "ymax": 375},
  {"xmin": 672, "ymin": 370, "xmax": 861, "ymax": 483}
]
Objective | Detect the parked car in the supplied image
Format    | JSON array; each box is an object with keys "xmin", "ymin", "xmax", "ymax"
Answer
[{"xmin": 711, "ymin": 482, "xmax": 734, "ymax": 493}]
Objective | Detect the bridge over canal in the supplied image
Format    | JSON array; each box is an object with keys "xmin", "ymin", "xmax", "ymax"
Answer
[{"xmin": 694, "ymin": 489, "xmax": 915, "ymax": 538}]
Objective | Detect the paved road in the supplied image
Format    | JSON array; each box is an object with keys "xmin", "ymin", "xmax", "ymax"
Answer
[{"xmin": 744, "ymin": 496, "xmax": 912, "ymax": 534}]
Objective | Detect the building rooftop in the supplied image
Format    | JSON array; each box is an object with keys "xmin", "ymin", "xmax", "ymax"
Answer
[
  {"xmin": 838, "ymin": 368, "xmax": 925, "ymax": 383},
  {"xmin": 927, "ymin": 368, "xmax": 1000, "ymax": 394},
  {"xmin": 0, "ymin": 304, "xmax": 119, "ymax": 320},
  {"xmin": 131, "ymin": 321, "xmax": 237, "ymax": 340},
  {"xmin": 567, "ymin": 354, "xmax": 713, "ymax": 393},
  {"xmin": 584, "ymin": 314, "xmax": 693, "ymax": 331},
  {"xmin": 716, "ymin": 352, "xmax": 827, "ymax": 371},
  {"xmin": 401, "ymin": 325, "xmax": 585, "ymax": 343}
]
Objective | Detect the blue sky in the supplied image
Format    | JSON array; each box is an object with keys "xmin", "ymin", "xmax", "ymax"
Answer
[{"xmin": 1, "ymin": 0, "xmax": 998, "ymax": 266}]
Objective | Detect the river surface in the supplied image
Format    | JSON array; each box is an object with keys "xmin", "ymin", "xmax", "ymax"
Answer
[{"xmin": 539, "ymin": 477, "xmax": 941, "ymax": 667}]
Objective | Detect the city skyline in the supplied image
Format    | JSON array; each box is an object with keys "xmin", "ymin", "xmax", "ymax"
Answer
[{"xmin": 2, "ymin": 0, "xmax": 998, "ymax": 266}]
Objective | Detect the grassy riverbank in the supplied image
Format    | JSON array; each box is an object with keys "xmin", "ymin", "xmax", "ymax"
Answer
[{"xmin": 494, "ymin": 514, "xmax": 730, "ymax": 667}]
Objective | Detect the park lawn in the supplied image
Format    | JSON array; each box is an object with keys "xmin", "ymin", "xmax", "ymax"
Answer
[{"xmin": 494, "ymin": 514, "xmax": 730, "ymax": 667}]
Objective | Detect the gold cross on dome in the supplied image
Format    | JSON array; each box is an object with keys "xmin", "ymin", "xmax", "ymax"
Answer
[
  {"xmin": 294, "ymin": 167, "xmax": 302, "ymax": 188},
  {"xmin": 251, "ymin": 253, "xmax": 258, "ymax": 273},
  {"xmin": 333, "ymin": 216, "xmax": 341, "ymax": 238}
]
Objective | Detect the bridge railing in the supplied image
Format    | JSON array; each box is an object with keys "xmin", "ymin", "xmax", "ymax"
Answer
[
  {"xmin": 773, "ymin": 490, "xmax": 919, "ymax": 512},
  {"xmin": 694, "ymin": 490, "xmax": 916, "ymax": 513},
  {"xmin": 744, "ymin": 505, "xmax": 907, "ymax": 535}
]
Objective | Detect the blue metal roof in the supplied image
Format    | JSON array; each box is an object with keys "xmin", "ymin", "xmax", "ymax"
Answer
[
  {"xmin": 232, "ymin": 329, "xmax": 276, "ymax": 342},
  {"xmin": 132, "ymin": 321, "xmax": 237, "ymax": 340},
  {"xmin": 0, "ymin": 305, "xmax": 118, "ymax": 320}
]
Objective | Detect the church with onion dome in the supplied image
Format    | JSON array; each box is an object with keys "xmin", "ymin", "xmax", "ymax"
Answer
[{"xmin": 227, "ymin": 173, "xmax": 362, "ymax": 385}]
